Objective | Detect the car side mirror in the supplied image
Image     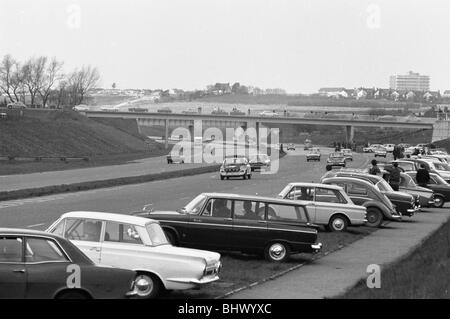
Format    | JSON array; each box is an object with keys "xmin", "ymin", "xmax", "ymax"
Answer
[{"xmin": 142, "ymin": 203, "xmax": 153, "ymax": 213}]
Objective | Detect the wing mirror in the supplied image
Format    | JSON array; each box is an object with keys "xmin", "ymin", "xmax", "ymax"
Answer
[{"xmin": 142, "ymin": 203, "xmax": 153, "ymax": 213}]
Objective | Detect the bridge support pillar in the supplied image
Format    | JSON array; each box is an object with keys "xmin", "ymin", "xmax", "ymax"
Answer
[
  {"xmin": 345, "ymin": 125, "xmax": 354, "ymax": 144},
  {"xmin": 246, "ymin": 120, "xmax": 260, "ymax": 151},
  {"xmin": 164, "ymin": 119, "xmax": 169, "ymax": 149}
]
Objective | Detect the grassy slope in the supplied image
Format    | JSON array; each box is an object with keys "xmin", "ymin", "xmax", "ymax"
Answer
[
  {"xmin": 339, "ymin": 218, "xmax": 450, "ymax": 299},
  {"xmin": 0, "ymin": 110, "xmax": 165, "ymax": 157}
]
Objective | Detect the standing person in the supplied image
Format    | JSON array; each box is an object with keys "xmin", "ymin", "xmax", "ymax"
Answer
[
  {"xmin": 393, "ymin": 146, "xmax": 398, "ymax": 160},
  {"xmin": 369, "ymin": 159, "xmax": 381, "ymax": 175},
  {"xmin": 388, "ymin": 162, "xmax": 401, "ymax": 191},
  {"xmin": 322, "ymin": 165, "xmax": 335, "ymax": 180},
  {"xmin": 416, "ymin": 164, "xmax": 431, "ymax": 187}
]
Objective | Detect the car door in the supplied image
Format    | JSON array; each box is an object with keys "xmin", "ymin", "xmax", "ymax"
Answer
[
  {"xmin": 345, "ymin": 182, "xmax": 370, "ymax": 206},
  {"xmin": 184, "ymin": 198, "xmax": 233, "ymax": 250},
  {"xmin": 313, "ymin": 187, "xmax": 349, "ymax": 225},
  {"xmin": 283, "ymin": 186, "xmax": 316, "ymax": 222},
  {"xmin": 23, "ymin": 236, "xmax": 72, "ymax": 298},
  {"xmin": 63, "ymin": 218, "xmax": 104, "ymax": 264},
  {"xmin": 0, "ymin": 236, "xmax": 27, "ymax": 298},
  {"xmin": 100, "ymin": 221, "xmax": 145, "ymax": 269},
  {"xmin": 232, "ymin": 200, "xmax": 267, "ymax": 250}
]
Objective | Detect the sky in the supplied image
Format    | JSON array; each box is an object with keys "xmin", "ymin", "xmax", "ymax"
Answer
[{"xmin": 1, "ymin": 0, "xmax": 449, "ymax": 93}]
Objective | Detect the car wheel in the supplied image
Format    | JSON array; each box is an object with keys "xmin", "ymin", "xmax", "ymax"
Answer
[
  {"xmin": 242, "ymin": 174, "xmax": 246, "ymax": 180},
  {"xmin": 56, "ymin": 290, "xmax": 90, "ymax": 299},
  {"xmin": 264, "ymin": 242, "xmax": 290, "ymax": 262},
  {"xmin": 328, "ymin": 214, "xmax": 348, "ymax": 232},
  {"xmin": 365, "ymin": 207, "xmax": 383, "ymax": 228},
  {"xmin": 132, "ymin": 273, "xmax": 162, "ymax": 299},
  {"xmin": 226, "ymin": 177, "xmax": 229, "ymax": 180},
  {"xmin": 220, "ymin": 175, "xmax": 224, "ymax": 180},
  {"xmin": 433, "ymin": 195, "xmax": 445, "ymax": 208},
  {"xmin": 248, "ymin": 173, "xmax": 252, "ymax": 179}
]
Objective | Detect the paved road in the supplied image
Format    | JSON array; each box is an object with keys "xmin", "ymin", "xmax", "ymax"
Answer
[
  {"xmin": 227, "ymin": 206, "xmax": 450, "ymax": 298},
  {"xmin": 0, "ymin": 146, "xmax": 355, "ymax": 230}
]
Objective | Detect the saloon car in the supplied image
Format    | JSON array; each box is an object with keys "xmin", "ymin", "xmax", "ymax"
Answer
[
  {"xmin": 341, "ymin": 149, "xmax": 353, "ymax": 161},
  {"xmin": 277, "ymin": 183, "xmax": 367, "ymax": 232},
  {"xmin": 405, "ymin": 171, "xmax": 450, "ymax": 208},
  {"xmin": 321, "ymin": 177, "xmax": 402, "ymax": 227},
  {"xmin": 306, "ymin": 148, "xmax": 321, "ymax": 162},
  {"xmin": 46, "ymin": 212, "xmax": 222, "ymax": 299},
  {"xmin": 326, "ymin": 152, "xmax": 346, "ymax": 168},
  {"xmin": 325, "ymin": 171, "xmax": 419, "ymax": 217},
  {"xmin": 259, "ymin": 111, "xmax": 279, "ymax": 117},
  {"xmin": 220, "ymin": 156, "xmax": 252, "ymax": 179},
  {"xmin": 287, "ymin": 143, "xmax": 296, "ymax": 150},
  {"xmin": 248, "ymin": 154, "xmax": 271, "ymax": 171},
  {"xmin": 136, "ymin": 193, "xmax": 323, "ymax": 262},
  {"xmin": 374, "ymin": 146, "xmax": 387, "ymax": 158},
  {"xmin": 0, "ymin": 228, "xmax": 137, "ymax": 299},
  {"xmin": 395, "ymin": 159, "xmax": 450, "ymax": 183}
]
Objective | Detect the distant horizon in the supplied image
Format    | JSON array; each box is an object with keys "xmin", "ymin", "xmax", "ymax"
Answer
[{"xmin": 1, "ymin": 0, "xmax": 449, "ymax": 94}]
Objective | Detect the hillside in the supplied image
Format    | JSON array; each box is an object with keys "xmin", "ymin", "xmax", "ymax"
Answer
[{"xmin": 0, "ymin": 110, "xmax": 165, "ymax": 157}]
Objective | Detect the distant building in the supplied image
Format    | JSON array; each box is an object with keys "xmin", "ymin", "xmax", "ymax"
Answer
[
  {"xmin": 443, "ymin": 90, "xmax": 450, "ymax": 98},
  {"xmin": 318, "ymin": 87, "xmax": 346, "ymax": 97},
  {"xmin": 389, "ymin": 71, "xmax": 430, "ymax": 91}
]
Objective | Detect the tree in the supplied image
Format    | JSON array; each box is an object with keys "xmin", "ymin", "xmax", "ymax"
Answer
[
  {"xmin": 22, "ymin": 56, "xmax": 47, "ymax": 106},
  {"xmin": 231, "ymin": 82, "xmax": 240, "ymax": 94},
  {"xmin": 112, "ymin": 82, "xmax": 116, "ymax": 89},
  {"xmin": 0, "ymin": 54, "xmax": 19, "ymax": 102},
  {"xmin": 68, "ymin": 65, "xmax": 100, "ymax": 105},
  {"xmin": 38, "ymin": 57, "xmax": 64, "ymax": 107}
]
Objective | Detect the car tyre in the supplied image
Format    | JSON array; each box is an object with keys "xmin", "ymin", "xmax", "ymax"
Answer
[
  {"xmin": 328, "ymin": 214, "xmax": 348, "ymax": 232},
  {"xmin": 220, "ymin": 175, "xmax": 224, "ymax": 180},
  {"xmin": 242, "ymin": 174, "xmax": 246, "ymax": 180},
  {"xmin": 365, "ymin": 207, "xmax": 383, "ymax": 228},
  {"xmin": 433, "ymin": 195, "xmax": 445, "ymax": 208},
  {"xmin": 264, "ymin": 242, "xmax": 290, "ymax": 262},
  {"xmin": 247, "ymin": 173, "xmax": 252, "ymax": 179},
  {"xmin": 132, "ymin": 273, "xmax": 162, "ymax": 299}
]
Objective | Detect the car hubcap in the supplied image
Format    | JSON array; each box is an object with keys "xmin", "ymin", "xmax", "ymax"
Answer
[
  {"xmin": 332, "ymin": 218, "xmax": 345, "ymax": 230},
  {"xmin": 367, "ymin": 211, "xmax": 380, "ymax": 224},
  {"xmin": 435, "ymin": 197, "xmax": 443, "ymax": 206},
  {"xmin": 269, "ymin": 243, "xmax": 286, "ymax": 261},
  {"xmin": 134, "ymin": 275, "xmax": 153, "ymax": 297}
]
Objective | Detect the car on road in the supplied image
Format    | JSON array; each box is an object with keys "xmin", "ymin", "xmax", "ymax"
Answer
[
  {"xmin": 248, "ymin": 154, "xmax": 271, "ymax": 171},
  {"xmin": 182, "ymin": 108, "xmax": 198, "ymax": 114},
  {"xmin": 341, "ymin": 148, "xmax": 353, "ymax": 161},
  {"xmin": 374, "ymin": 146, "xmax": 387, "ymax": 158},
  {"xmin": 220, "ymin": 156, "xmax": 252, "ymax": 180},
  {"xmin": 405, "ymin": 171, "xmax": 450, "ymax": 208},
  {"xmin": 7, "ymin": 102, "xmax": 27, "ymax": 109},
  {"xmin": 230, "ymin": 107, "xmax": 246, "ymax": 116},
  {"xmin": 363, "ymin": 144, "xmax": 382, "ymax": 153},
  {"xmin": 157, "ymin": 107, "xmax": 172, "ymax": 113},
  {"xmin": 277, "ymin": 183, "xmax": 367, "ymax": 232},
  {"xmin": 321, "ymin": 177, "xmax": 402, "ymax": 227},
  {"xmin": 326, "ymin": 152, "xmax": 346, "ymax": 168},
  {"xmin": 0, "ymin": 228, "xmax": 137, "ymax": 299},
  {"xmin": 72, "ymin": 104, "xmax": 90, "ymax": 112},
  {"xmin": 46, "ymin": 212, "xmax": 221, "ymax": 299},
  {"xmin": 136, "ymin": 193, "xmax": 322, "ymax": 262},
  {"xmin": 287, "ymin": 143, "xmax": 296, "ymax": 150},
  {"xmin": 211, "ymin": 108, "xmax": 229, "ymax": 115},
  {"xmin": 306, "ymin": 147, "xmax": 321, "ymax": 162},
  {"xmin": 325, "ymin": 171, "xmax": 418, "ymax": 217},
  {"xmin": 383, "ymin": 144, "xmax": 395, "ymax": 152},
  {"xmin": 259, "ymin": 110, "xmax": 279, "ymax": 117},
  {"xmin": 304, "ymin": 139, "xmax": 312, "ymax": 150}
]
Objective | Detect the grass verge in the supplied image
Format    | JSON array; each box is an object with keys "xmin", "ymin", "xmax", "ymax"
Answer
[{"xmin": 338, "ymin": 216, "xmax": 450, "ymax": 299}]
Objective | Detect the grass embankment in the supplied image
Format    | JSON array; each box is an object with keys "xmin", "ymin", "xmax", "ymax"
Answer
[
  {"xmin": 0, "ymin": 109, "xmax": 167, "ymax": 174},
  {"xmin": 339, "ymin": 217, "xmax": 450, "ymax": 299}
]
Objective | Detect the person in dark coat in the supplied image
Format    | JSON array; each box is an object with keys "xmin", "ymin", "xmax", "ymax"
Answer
[
  {"xmin": 369, "ymin": 159, "xmax": 381, "ymax": 175},
  {"xmin": 416, "ymin": 164, "xmax": 431, "ymax": 187},
  {"xmin": 388, "ymin": 162, "xmax": 401, "ymax": 191}
]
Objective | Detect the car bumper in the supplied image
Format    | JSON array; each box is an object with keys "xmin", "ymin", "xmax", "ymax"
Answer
[
  {"xmin": 221, "ymin": 171, "xmax": 247, "ymax": 176},
  {"xmin": 311, "ymin": 243, "xmax": 322, "ymax": 253},
  {"xmin": 327, "ymin": 162, "xmax": 345, "ymax": 166}
]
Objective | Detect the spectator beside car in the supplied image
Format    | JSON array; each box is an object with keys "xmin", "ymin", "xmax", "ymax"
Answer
[
  {"xmin": 388, "ymin": 162, "xmax": 402, "ymax": 191},
  {"xmin": 369, "ymin": 159, "xmax": 381, "ymax": 175},
  {"xmin": 416, "ymin": 164, "xmax": 431, "ymax": 187}
]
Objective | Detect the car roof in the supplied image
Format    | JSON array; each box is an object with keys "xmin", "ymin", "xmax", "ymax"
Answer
[
  {"xmin": 0, "ymin": 228, "xmax": 61, "ymax": 238},
  {"xmin": 59, "ymin": 211, "xmax": 157, "ymax": 226},
  {"xmin": 284, "ymin": 182, "xmax": 343, "ymax": 190},
  {"xmin": 334, "ymin": 172, "xmax": 383, "ymax": 183},
  {"xmin": 201, "ymin": 193, "xmax": 307, "ymax": 205},
  {"xmin": 322, "ymin": 176, "xmax": 377, "ymax": 188}
]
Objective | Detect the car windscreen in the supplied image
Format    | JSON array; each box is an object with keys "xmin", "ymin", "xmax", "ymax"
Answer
[
  {"xmin": 181, "ymin": 194, "xmax": 207, "ymax": 214},
  {"xmin": 375, "ymin": 180, "xmax": 393, "ymax": 192},
  {"xmin": 224, "ymin": 158, "xmax": 246, "ymax": 165},
  {"xmin": 432, "ymin": 162, "xmax": 450, "ymax": 171},
  {"xmin": 432, "ymin": 174, "xmax": 448, "ymax": 185},
  {"xmin": 145, "ymin": 223, "xmax": 169, "ymax": 246},
  {"xmin": 330, "ymin": 153, "xmax": 343, "ymax": 158}
]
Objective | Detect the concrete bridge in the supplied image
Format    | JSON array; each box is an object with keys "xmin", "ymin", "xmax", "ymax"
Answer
[{"xmin": 84, "ymin": 111, "xmax": 444, "ymax": 148}]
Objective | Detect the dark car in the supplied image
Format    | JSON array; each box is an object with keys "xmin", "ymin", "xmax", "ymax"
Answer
[
  {"xmin": 394, "ymin": 159, "xmax": 450, "ymax": 183},
  {"xmin": 326, "ymin": 171, "xmax": 419, "ymax": 217},
  {"xmin": 321, "ymin": 177, "xmax": 402, "ymax": 227},
  {"xmin": 405, "ymin": 171, "xmax": 450, "ymax": 208},
  {"xmin": 0, "ymin": 228, "xmax": 137, "ymax": 299},
  {"xmin": 326, "ymin": 152, "xmax": 346, "ymax": 168},
  {"xmin": 134, "ymin": 193, "xmax": 322, "ymax": 262}
]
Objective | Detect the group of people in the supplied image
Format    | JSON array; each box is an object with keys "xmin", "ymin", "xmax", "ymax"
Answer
[
  {"xmin": 333, "ymin": 141, "xmax": 355, "ymax": 152},
  {"xmin": 369, "ymin": 159, "xmax": 431, "ymax": 190}
]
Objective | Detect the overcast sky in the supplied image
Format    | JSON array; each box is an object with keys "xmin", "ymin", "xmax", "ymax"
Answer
[{"xmin": 1, "ymin": 0, "xmax": 449, "ymax": 93}]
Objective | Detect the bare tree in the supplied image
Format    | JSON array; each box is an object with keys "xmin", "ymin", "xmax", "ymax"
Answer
[
  {"xmin": 38, "ymin": 57, "xmax": 64, "ymax": 107},
  {"xmin": 0, "ymin": 54, "xmax": 18, "ymax": 102},
  {"xmin": 69, "ymin": 65, "xmax": 100, "ymax": 105},
  {"xmin": 22, "ymin": 56, "xmax": 47, "ymax": 106}
]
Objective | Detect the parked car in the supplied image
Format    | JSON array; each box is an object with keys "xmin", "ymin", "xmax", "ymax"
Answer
[
  {"xmin": 0, "ymin": 228, "xmax": 137, "ymax": 299},
  {"xmin": 341, "ymin": 148, "xmax": 353, "ymax": 161},
  {"xmin": 306, "ymin": 147, "xmax": 321, "ymax": 162},
  {"xmin": 363, "ymin": 146, "xmax": 374, "ymax": 153},
  {"xmin": 374, "ymin": 146, "xmax": 387, "ymax": 158},
  {"xmin": 304, "ymin": 139, "xmax": 312, "ymax": 150},
  {"xmin": 220, "ymin": 156, "xmax": 252, "ymax": 180},
  {"xmin": 259, "ymin": 110, "xmax": 279, "ymax": 117},
  {"xmin": 383, "ymin": 144, "xmax": 395, "ymax": 152},
  {"xmin": 211, "ymin": 108, "xmax": 229, "ymax": 115},
  {"xmin": 277, "ymin": 183, "xmax": 367, "ymax": 232},
  {"xmin": 230, "ymin": 107, "xmax": 246, "ymax": 116},
  {"xmin": 321, "ymin": 177, "xmax": 402, "ymax": 227},
  {"xmin": 287, "ymin": 143, "xmax": 296, "ymax": 150},
  {"xmin": 326, "ymin": 152, "xmax": 346, "ymax": 168},
  {"xmin": 7, "ymin": 102, "xmax": 27, "ymax": 109},
  {"xmin": 248, "ymin": 154, "xmax": 271, "ymax": 171},
  {"xmin": 405, "ymin": 171, "xmax": 450, "ymax": 208},
  {"xmin": 136, "ymin": 193, "xmax": 323, "ymax": 262},
  {"xmin": 157, "ymin": 107, "xmax": 172, "ymax": 113},
  {"xmin": 397, "ymin": 159, "xmax": 450, "ymax": 183},
  {"xmin": 182, "ymin": 108, "xmax": 198, "ymax": 114},
  {"xmin": 325, "ymin": 171, "xmax": 418, "ymax": 217},
  {"xmin": 167, "ymin": 153, "xmax": 184, "ymax": 164},
  {"xmin": 72, "ymin": 104, "xmax": 90, "ymax": 112},
  {"xmin": 46, "ymin": 212, "xmax": 221, "ymax": 299}
]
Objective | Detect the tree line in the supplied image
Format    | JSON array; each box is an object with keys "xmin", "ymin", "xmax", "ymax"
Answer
[{"xmin": 0, "ymin": 54, "xmax": 100, "ymax": 108}]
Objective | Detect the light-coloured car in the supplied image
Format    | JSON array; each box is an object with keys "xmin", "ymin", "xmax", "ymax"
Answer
[
  {"xmin": 7, "ymin": 102, "xmax": 27, "ymax": 109},
  {"xmin": 220, "ymin": 156, "xmax": 252, "ymax": 179},
  {"xmin": 341, "ymin": 148, "xmax": 353, "ymax": 161},
  {"xmin": 46, "ymin": 211, "xmax": 221, "ymax": 299},
  {"xmin": 306, "ymin": 147, "xmax": 321, "ymax": 162},
  {"xmin": 259, "ymin": 110, "xmax": 279, "ymax": 117},
  {"xmin": 278, "ymin": 183, "xmax": 367, "ymax": 231},
  {"xmin": 383, "ymin": 144, "xmax": 395, "ymax": 152},
  {"xmin": 374, "ymin": 146, "xmax": 387, "ymax": 158},
  {"xmin": 73, "ymin": 104, "xmax": 90, "ymax": 111}
]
